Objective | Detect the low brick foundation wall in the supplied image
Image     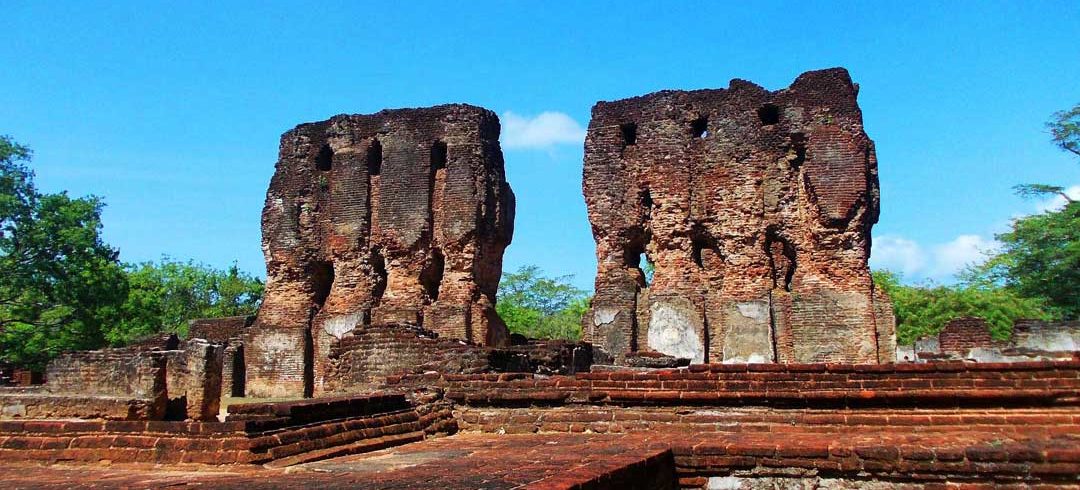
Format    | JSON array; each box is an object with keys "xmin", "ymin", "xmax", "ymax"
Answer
[
  {"xmin": 456, "ymin": 406, "xmax": 1080, "ymax": 435},
  {"xmin": 1, "ymin": 339, "xmax": 227, "ymax": 421},
  {"xmin": 389, "ymin": 361, "xmax": 1080, "ymax": 408},
  {"xmin": 0, "ymin": 391, "xmax": 158, "ymax": 420},
  {"xmin": 0, "ymin": 360, "xmax": 1077, "ymax": 487},
  {"xmin": 323, "ymin": 324, "xmax": 593, "ymax": 395},
  {"xmin": 0, "ymin": 391, "xmax": 455, "ymax": 465}
]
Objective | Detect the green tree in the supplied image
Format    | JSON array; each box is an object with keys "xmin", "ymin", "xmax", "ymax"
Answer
[
  {"xmin": 113, "ymin": 259, "xmax": 263, "ymax": 344},
  {"xmin": 874, "ymin": 270, "xmax": 1051, "ymax": 345},
  {"xmin": 970, "ymin": 103, "xmax": 1080, "ymax": 319},
  {"xmin": 0, "ymin": 136, "xmax": 128, "ymax": 368},
  {"xmin": 496, "ymin": 265, "xmax": 589, "ymax": 340},
  {"xmin": 965, "ymin": 202, "xmax": 1079, "ymax": 320},
  {"xmin": 1013, "ymin": 103, "xmax": 1078, "ymax": 203},
  {"xmin": 1048, "ymin": 103, "xmax": 1080, "ymax": 158}
]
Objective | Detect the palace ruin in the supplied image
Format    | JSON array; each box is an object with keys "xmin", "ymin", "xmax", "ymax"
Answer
[
  {"xmin": 247, "ymin": 105, "xmax": 515, "ymax": 397},
  {"xmin": 1, "ymin": 69, "xmax": 1078, "ymax": 489},
  {"xmin": 583, "ymin": 68, "xmax": 895, "ymax": 365}
]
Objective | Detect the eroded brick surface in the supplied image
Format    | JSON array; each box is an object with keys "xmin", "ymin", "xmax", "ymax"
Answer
[
  {"xmin": 323, "ymin": 324, "xmax": 593, "ymax": 393},
  {"xmin": 248, "ymin": 105, "xmax": 515, "ymax": 398},
  {"xmin": 1, "ymin": 429, "xmax": 1077, "ymax": 489},
  {"xmin": 906, "ymin": 317, "xmax": 1080, "ymax": 363},
  {"xmin": 581, "ymin": 68, "xmax": 894, "ymax": 364},
  {"xmin": 390, "ymin": 360, "xmax": 1080, "ymax": 409}
]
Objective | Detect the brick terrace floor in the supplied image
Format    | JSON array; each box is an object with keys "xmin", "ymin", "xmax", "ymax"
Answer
[
  {"xmin": 1, "ymin": 426, "xmax": 1078, "ymax": 489},
  {"xmin": 0, "ymin": 433, "xmax": 672, "ymax": 489}
]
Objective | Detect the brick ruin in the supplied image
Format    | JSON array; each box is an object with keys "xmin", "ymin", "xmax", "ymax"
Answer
[
  {"xmin": 2, "ymin": 70, "xmax": 1079, "ymax": 488},
  {"xmin": 247, "ymin": 105, "xmax": 515, "ymax": 398},
  {"xmin": 0, "ymin": 335, "xmax": 223, "ymax": 421},
  {"xmin": 582, "ymin": 68, "xmax": 895, "ymax": 365},
  {"xmin": 899, "ymin": 317, "xmax": 1080, "ymax": 363}
]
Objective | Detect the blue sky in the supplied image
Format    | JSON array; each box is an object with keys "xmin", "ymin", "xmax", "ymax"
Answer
[{"xmin": 3, "ymin": 1, "xmax": 1078, "ymax": 289}]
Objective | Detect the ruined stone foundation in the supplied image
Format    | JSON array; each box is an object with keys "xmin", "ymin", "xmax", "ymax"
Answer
[
  {"xmin": 247, "ymin": 105, "xmax": 515, "ymax": 398},
  {"xmin": 582, "ymin": 68, "xmax": 895, "ymax": 364}
]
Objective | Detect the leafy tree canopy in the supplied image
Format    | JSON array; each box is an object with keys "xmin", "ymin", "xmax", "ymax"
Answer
[
  {"xmin": 964, "ymin": 200, "xmax": 1079, "ymax": 320},
  {"xmin": 969, "ymin": 103, "xmax": 1080, "ymax": 319},
  {"xmin": 112, "ymin": 259, "xmax": 263, "ymax": 345},
  {"xmin": 0, "ymin": 136, "xmax": 128, "ymax": 368},
  {"xmin": 1049, "ymin": 103, "xmax": 1080, "ymax": 158},
  {"xmin": 0, "ymin": 137, "xmax": 264, "ymax": 368},
  {"xmin": 497, "ymin": 265, "xmax": 589, "ymax": 340}
]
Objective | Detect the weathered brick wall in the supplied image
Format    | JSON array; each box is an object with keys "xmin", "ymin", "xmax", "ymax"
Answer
[
  {"xmin": 323, "ymin": 325, "xmax": 491, "ymax": 394},
  {"xmin": 389, "ymin": 361, "xmax": 1080, "ymax": 408},
  {"xmin": 909, "ymin": 317, "xmax": 1080, "ymax": 363},
  {"xmin": 323, "ymin": 324, "xmax": 593, "ymax": 394},
  {"xmin": 188, "ymin": 316, "xmax": 250, "ymax": 398},
  {"xmin": 0, "ymin": 348, "xmax": 173, "ymax": 420},
  {"xmin": 938, "ymin": 317, "xmax": 995, "ymax": 355},
  {"xmin": 222, "ymin": 343, "xmax": 244, "ymax": 397},
  {"xmin": 188, "ymin": 316, "xmax": 253, "ymax": 343},
  {"xmin": 0, "ymin": 391, "xmax": 163, "ymax": 420},
  {"xmin": 45, "ymin": 349, "xmax": 167, "ymax": 401},
  {"xmin": 0, "ymin": 338, "xmax": 224, "ymax": 421},
  {"xmin": 1012, "ymin": 319, "xmax": 1080, "ymax": 352},
  {"xmin": 249, "ymin": 105, "xmax": 515, "ymax": 398},
  {"xmin": 581, "ymin": 67, "xmax": 894, "ymax": 365},
  {"xmin": 0, "ymin": 391, "xmax": 455, "ymax": 465},
  {"xmin": 163, "ymin": 340, "xmax": 224, "ymax": 421}
]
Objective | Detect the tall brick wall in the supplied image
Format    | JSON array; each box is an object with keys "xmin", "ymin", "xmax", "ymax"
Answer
[
  {"xmin": 248, "ymin": 105, "xmax": 515, "ymax": 398},
  {"xmin": 582, "ymin": 67, "xmax": 894, "ymax": 364}
]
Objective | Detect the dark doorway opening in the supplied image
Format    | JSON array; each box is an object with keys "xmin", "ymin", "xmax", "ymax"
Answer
[
  {"xmin": 371, "ymin": 248, "xmax": 388, "ymax": 305},
  {"xmin": 691, "ymin": 117, "xmax": 709, "ymax": 138},
  {"xmin": 620, "ymin": 123, "xmax": 638, "ymax": 146},
  {"xmin": 758, "ymin": 104, "xmax": 781, "ymax": 126},
  {"xmin": 431, "ymin": 140, "xmax": 448, "ymax": 170},
  {"xmin": 231, "ymin": 345, "xmax": 246, "ymax": 397},
  {"xmin": 367, "ymin": 139, "xmax": 383, "ymax": 176},
  {"xmin": 421, "ymin": 249, "xmax": 445, "ymax": 301},
  {"xmin": 315, "ymin": 144, "xmax": 333, "ymax": 171}
]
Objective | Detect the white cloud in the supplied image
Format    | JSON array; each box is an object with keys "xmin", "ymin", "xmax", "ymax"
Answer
[
  {"xmin": 1035, "ymin": 184, "xmax": 1080, "ymax": 213},
  {"xmin": 870, "ymin": 236, "xmax": 926, "ymax": 277},
  {"xmin": 500, "ymin": 111, "xmax": 586, "ymax": 149},
  {"xmin": 929, "ymin": 235, "xmax": 998, "ymax": 279},
  {"xmin": 870, "ymin": 184, "xmax": 1076, "ymax": 284},
  {"xmin": 871, "ymin": 234, "xmax": 997, "ymax": 282}
]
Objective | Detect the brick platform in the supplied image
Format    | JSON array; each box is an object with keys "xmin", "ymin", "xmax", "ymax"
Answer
[
  {"xmin": 390, "ymin": 360, "xmax": 1080, "ymax": 408},
  {"xmin": 0, "ymin": 391, "xmax": 454, "ymax": 465},
  {"xmin": 0, "ymin": 361, "xmax": 1077, "ymax": 487},
  {"xmin": 0, "ymin": 430, "xmax": 1077, "ymax": 488}
]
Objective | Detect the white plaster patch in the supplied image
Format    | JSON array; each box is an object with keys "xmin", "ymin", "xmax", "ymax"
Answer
[
  {"xmin": 722, "ymin": 353, "xmax": 770, "ymax": 364},
  {"xmin": 736, "ymin": 301, "xmax": 769, "ymax": 320},
  {"xmin": 1015, "ymin": 330, "xmax": 1078, "ymax": 351},
  {"xmin": 593, "ymin": 307, "xmax": 619, "ymax": 326},
  {"xmin": 647, "ymin": 302, "xmax": 704, "ymax": 363},
  {"xmin": 706, "ymin": 476, "xmax": 742, "ymax": 490},
  {"xmin": 895, "ymin": 345, "xmax": 916, "ymax": 362},
  {"xmin": 322, "ymin": 313, "xmax": 363, "ymax": 339}
]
